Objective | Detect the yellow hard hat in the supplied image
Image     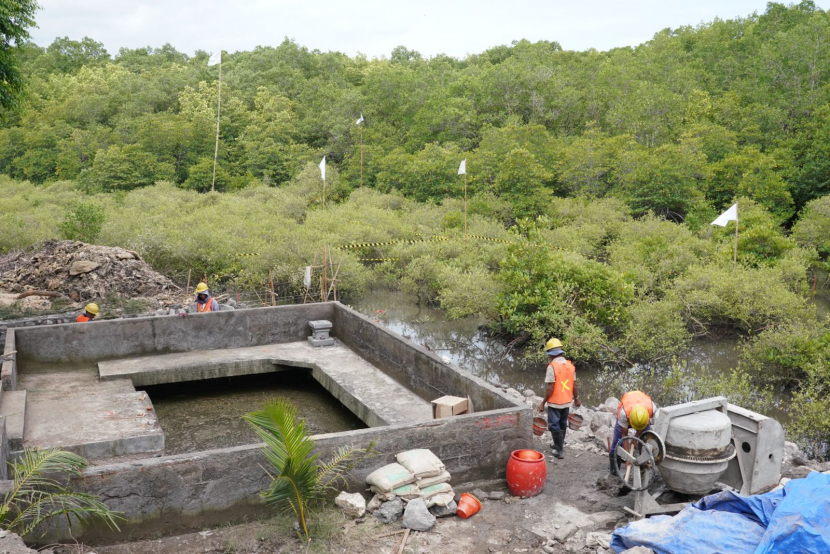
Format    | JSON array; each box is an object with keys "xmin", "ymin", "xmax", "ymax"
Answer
[
  {"xmin": 629, "ymin": 405, "xmax": 650, "ymax": 431},
  {"xmin": 195, "ymin": 282, "xmax": 209, "ymax": 294},
  {"xmin": 545, "ymin": 338, "xmax": 562, "ymax": 350},
  {"xmin": 85, "ymin": 303, "xmax": 99, "ymax": 315}
]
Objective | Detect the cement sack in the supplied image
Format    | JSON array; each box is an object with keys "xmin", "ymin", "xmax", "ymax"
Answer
[
  {"xmin": 417, "ymin": 471, "xmax": 451, "ymax": 488},
  {"xmin": 396, "ymin": 449, "xmax": 445, "ymax": 479},
  {"xmin": 366, "ymin": 463, "xmax": 416, "ymax": 494},
  {"xmin": 369, "ymin": 483, "xmax": 421, "ymax": 501},
  {"xmin": 420, "ymin": 483, "xmax": 453, "ymax": 502},
  {"xmin": 425, "ymin": 488, "xmax": 456, "ymax": 508}
]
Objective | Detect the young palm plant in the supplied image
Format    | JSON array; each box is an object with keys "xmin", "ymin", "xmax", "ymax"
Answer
[
  {"xmin": 0, "ymin": 448, "xmax": 123, "ymax": 537},
  {"xmin": 243, "ymin": 399, "xmax": 374, "ymax": 540}
]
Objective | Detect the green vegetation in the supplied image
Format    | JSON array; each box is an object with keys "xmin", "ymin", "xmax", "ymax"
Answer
[
  {"xmin": 0, "ymin": 0, "xmax": 39, "ymax": 113},
  {"xmin": 243, "ymin": 399, "xmax": 374, "ymax": 540},
  {"xmin": 1, "ymin": 448, "xmax": 123, "ymax": 537},
  {"xmin": 2, "ymin": 2, "xmax": 830, "ymax": 454}
]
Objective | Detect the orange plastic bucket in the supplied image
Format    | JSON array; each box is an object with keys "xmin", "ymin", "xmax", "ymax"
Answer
[
  {"xmin": 456, "ymin": 493, "xmax": 482, "ymax": 519},
  {"xmin": 532, "ymin": 416, "xmax": 547, "ymax": 436},
  {"xmin": 568, "ymin": 413, "xmax": 584, "ymax": 431}
]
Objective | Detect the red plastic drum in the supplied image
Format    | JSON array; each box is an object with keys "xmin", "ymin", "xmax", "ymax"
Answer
[{"xmin": 506, "ymin": 449, "xmax": 547, "ymax": 497}]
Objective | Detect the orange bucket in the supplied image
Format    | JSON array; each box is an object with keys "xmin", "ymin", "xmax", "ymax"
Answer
[
  {"xmin": 568, "ymin": 413, "xmax": 584, "ymax": 431},
  {"xmin": 532, "ymin": 416, "xmax": 547, "ymax": 436},
  {"xmin": 456, "ymin": 493, "xmax": 482, "ymax": 519}
]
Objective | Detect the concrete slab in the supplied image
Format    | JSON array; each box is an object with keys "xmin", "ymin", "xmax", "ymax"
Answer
[
  {"xmin": 98, "ymin": 341, "xmax": 433, "ymax": 427},
  {"xmin": 18, "ymin": 370, "xmax": 164, "ymax": 459},
  {"xmin": 0, "ymin": 390, "xmax": 26, "ymax": 451}
]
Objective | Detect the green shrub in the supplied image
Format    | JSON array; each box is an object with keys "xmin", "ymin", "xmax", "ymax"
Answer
[
  {"xmin": 622, "ymin": 299, "xmax": 691, "ymax": 361},
  {"xmin": 58, "ymin": 200, "xmax": 105, "ymax": 243},
  {"xmin": 792, "ymin": 194, "xmax": 830, "ymax": 259}
]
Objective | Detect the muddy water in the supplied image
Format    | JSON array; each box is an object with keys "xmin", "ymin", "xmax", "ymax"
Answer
[
  {"xmin": 346, "ymin": 291, "xmax": 791, "ymax": 416},
  {"xmin": 144, "ymin": 371, "xmax": 366, "ymax": 455}
]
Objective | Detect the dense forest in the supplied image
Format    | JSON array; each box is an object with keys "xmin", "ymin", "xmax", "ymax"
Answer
[{"xmin": 1, "ymin": 1, "xmax": 830, "ymax": 455}]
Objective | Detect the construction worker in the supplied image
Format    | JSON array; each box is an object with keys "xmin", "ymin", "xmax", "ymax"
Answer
[
  {"xmin": 537, "ymin": 338, "xmax": 580, "ymax": 459},
  {"xmin": 76, "ymin": 303, "xmax": 99, "ymax": 322},
  {"xmin": 609, "ymin": 390, "xmax": 656, "ymax": 475},
  {"xmin": 189, "ymin": 282, "xmax": 219, "ymax": 313}
]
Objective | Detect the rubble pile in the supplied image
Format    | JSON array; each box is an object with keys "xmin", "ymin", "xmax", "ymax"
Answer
[{"xmin": 0, "ymin": 240, "xmax": 181, "ymax": 305}]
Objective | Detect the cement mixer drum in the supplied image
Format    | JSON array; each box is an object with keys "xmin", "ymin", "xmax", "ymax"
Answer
[{"xmin": 658, "ymin": 408, "xmax": 735, "ymax": 495}]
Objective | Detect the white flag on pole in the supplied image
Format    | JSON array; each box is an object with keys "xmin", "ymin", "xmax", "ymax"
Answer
[
  {"xmin": 208, "ymin": 50, "xmax": 222, "ymax": 66},
  {"xmin": 356, "ymin": 113, "xmax": 364, "ymax": 125},
  {"xmin": 458, "ymin": 158, "xmax": 466, "ymax": 175},
  {"xmin": 711, "ymin": 202, "xmax": 738, "ymax": 227},
  {"xmin": 319, "ymin": 156, "xmax": 326, "ymax": 181}
]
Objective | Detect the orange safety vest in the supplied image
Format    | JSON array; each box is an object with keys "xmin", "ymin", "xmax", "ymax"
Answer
[
  {"xmin": 617, "ymin": 391, "xmax": 653, "ymax": 419},
  {"xmin": 546, "ymin": 358, "xmax": 576, "ymax": 405},
  {"xmin": 196, "ymin": 298, "xmax": 215, "ymax": 312},
  {"xmin": 76, "ymin": 314, "xmax": 91, "ymax": 323}
]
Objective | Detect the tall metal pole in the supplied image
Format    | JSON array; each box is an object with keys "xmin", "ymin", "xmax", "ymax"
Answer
[
  {"xmin": 359, "ymin": 125, "xmax": 364, "ymax": 188},
  {"xmin": 464, "ymin": 172, "xmax": 468, "ymax": 243},
  {"xmin": 211, "ymin": 57, "xmax": 222, "ymax": 193}
]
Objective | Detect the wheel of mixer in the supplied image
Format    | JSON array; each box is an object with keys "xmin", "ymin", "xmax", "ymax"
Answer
[
  {"xmin": 641, "ymin": 429, "xmax": 666, "ymax": 464},
  {"xmin": 613, "ymin": 435, "xmax": 655, "ymax": 492}
]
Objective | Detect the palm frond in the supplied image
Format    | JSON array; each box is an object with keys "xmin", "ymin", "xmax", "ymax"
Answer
[
  {"xmin": 0, "ymin": 448, "xmax": 122, "ymax": 538},
  {"xmin": 316, "ymin": 441, "xmax": 376, "ymax": 493}
]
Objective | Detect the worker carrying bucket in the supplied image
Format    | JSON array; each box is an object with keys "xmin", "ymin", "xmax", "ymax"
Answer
[{"xmin": 536, "ymin": 338, "xmax": 580, "ymax": 459}]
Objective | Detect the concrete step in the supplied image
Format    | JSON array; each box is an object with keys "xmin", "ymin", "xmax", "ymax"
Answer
[{"xmin": 0, "ymin": 390, "xmax": 26, "ymax": 452}]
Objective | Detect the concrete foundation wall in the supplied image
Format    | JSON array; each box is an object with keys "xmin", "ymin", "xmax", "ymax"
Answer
[
  {"xmin": 332, "ymin": 304, "xmax": 514, "ymax": 412},
  {"xmin": 1, "ymin": 329, "xmax": 15, "ymax": 391},
  {"xmin": 15, "ymin": 304, "xmax": 336, "ymax": 365},
  {"xmin": 53, "ymin": 406, "xmax": 531, "ymax": 543}
]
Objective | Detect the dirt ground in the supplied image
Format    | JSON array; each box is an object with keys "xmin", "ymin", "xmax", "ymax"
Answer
[{"xmin": 87, "ymin": 445, "xmax": 626, "ymax": 554}]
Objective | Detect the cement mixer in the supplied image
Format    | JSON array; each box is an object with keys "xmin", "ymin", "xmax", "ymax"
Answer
[{"xmin": 611, "ymin": 397, "xmax": 785, "ymax": 518}]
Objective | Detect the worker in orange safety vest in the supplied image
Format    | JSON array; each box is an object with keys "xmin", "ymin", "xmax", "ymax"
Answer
[
  {"xmin": 609, "ymin": 390, "xmax": 657, "ymax": 475},
  {"xmin": 75, "ymin": 303, "xmax": 99, "ymax": 322},
  {"xmin": 537, "ymin": 338, "xmax": 580, "ymax": 459},
  {"xmin": 189, "ymin": 282, "xmax": 219, "ymax": 313}
]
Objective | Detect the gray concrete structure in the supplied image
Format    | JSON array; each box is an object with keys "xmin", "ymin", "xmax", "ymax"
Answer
[{"xmin": 0, "ymin": 302, "xmax": 531, "ymax": 542}]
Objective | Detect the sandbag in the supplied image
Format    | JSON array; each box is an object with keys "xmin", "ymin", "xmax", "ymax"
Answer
[
  {"xmin": 426, "ymin": 491, "xmax": 456, "ymax": 508},
  {"xmin": 417, "ymin": 471, "xmax": 451, "ymax": 488},
  {"xmin": 365, "ymin": 463, "xmax": 415, "ymax": 494},
  {"xmin": 396, "ymin": 449, "xmax": 445, "ymax": 479},
  {"xmin": 420, "ymin": 482, "xmax": 453, "ymax": 500}
]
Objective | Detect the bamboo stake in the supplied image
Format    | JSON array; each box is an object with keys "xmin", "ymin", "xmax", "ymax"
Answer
[
  {"xmin": 269, "ymin": 270, "xmax": 276, "ymax": 306},
  {"xmin": 186, "ymin": 269, "xmax": 192, "ymax": 296},
  {"xmin": 211, "ymin": 56, "xmax": 222, "ymax": 193},
  {"xmin": 326, "ymin": 257, "xmax": 343, "ymax": 302}
]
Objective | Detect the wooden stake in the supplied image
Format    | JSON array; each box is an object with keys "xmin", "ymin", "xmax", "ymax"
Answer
[
  {"xmin": 186, "ymin": 269, "xmax": 192, "ymax": 296},
  {"xmin": 396, "ymin": 528, "xmax": 410, "ymax": 554},
  {"xmin": 373, "ymin": 529, "xmax": 406, "ymax": 539},
  {"xmin": 269, "ymin": 270, "xmax": 276, "ymax": 306}
]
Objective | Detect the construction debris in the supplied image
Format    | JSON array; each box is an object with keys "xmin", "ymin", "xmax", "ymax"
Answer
[{"xmin": 0, "ymin": 240, "xmax": 181, "ymax": 306}]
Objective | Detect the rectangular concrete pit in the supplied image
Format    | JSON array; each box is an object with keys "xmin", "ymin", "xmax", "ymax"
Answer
[{"xmin": 5, "ymin": 302, "xmax": 530, "ymax": 542}]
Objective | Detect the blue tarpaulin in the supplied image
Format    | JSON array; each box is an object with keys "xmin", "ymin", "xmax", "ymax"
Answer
[{"xmin": 610, "ymin": 471, "xmax": 830, "ymax": 554}]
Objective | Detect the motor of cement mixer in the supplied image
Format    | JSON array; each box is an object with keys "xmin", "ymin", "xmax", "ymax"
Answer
[{"xmin": 612, "ymin": 396, "xmax": 784, "ymax": 519}]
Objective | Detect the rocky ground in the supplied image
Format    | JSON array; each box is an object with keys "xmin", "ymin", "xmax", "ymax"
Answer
[
  {"xmin": 0, "ymin": 240, "xmax": 186, "ymax": 313},
  {"xmin": 68, "ymin": 392, "xmax": 826, "ymax": 554}
]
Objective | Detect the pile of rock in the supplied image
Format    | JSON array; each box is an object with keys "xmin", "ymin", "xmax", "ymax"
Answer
[
  {"xmin": 0, "ymin": 240, "xmax": 181, "ymax": 305},
  {"xmin": 335, "ymin": 449, "xmax": 456, "ymax": 532}
]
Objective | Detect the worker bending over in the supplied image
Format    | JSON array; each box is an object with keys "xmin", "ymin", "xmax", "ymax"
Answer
[
  {"xmin": 537, "ymin": 338, "xmax": 580, "ymax": 459},
  {"xmin": 188, "ymin": 282, "xmax": 219, "ymax": 313},
  {"xmin": 76, "ymin": 303, "xmax": 99, "ymax": 322},
  {"xmin": 610, "ymin": 390, "xmax": 656, "ymax": 475}
]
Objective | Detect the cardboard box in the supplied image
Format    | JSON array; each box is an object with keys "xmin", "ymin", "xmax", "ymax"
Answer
[{"xmin": 432, "ymin": 395, "xmax": 469, "ymax": 419}]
